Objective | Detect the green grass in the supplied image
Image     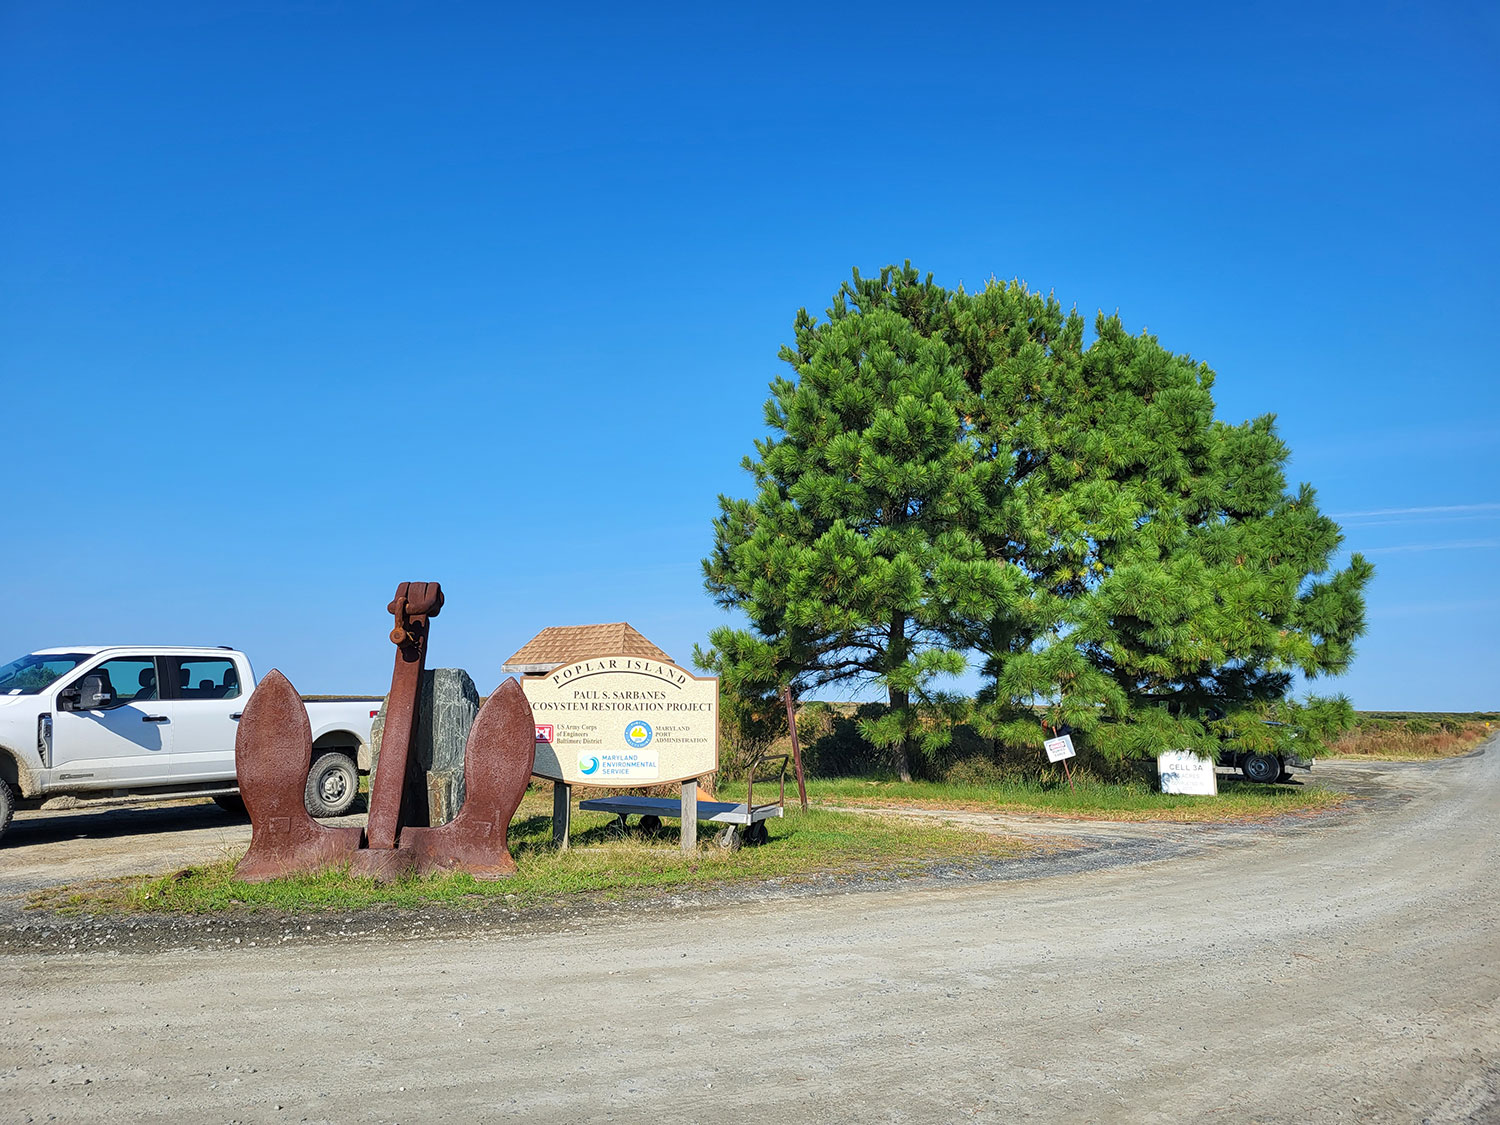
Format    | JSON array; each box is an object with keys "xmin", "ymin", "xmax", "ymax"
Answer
[
  {"xmin": 29, "ymin": 793, "xmax": 1033, "ymax": 916},
  {"xmin": 31, "ymin": 766, "xmax": 1349, "ymax": 917},
  {"xmin": 721, "ymin": 773, "xmax": 1345, "ymax": 823}
]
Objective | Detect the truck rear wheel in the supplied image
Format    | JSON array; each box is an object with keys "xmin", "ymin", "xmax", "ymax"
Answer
[
  {"xmin": 1242, "ymin": 753, "xmax": 1283, "ymax": 784},
  {"xmin": 0, "ymin": 777, "xmax": 13, "ymax": 842},
  {"xmin": 305, "ymin": 752, "xmax": 358, "ymax": 818},
  {"xmin": 213, "ymin": 794, "xmax": 247, "ymax": 816}
]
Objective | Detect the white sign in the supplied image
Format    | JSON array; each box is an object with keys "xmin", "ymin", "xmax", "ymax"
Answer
[
  {"xmin": 523, "ymin": 657, "xmax": 718, "ymax": 785},
  {"xmin": 1157, "ymin": 750, "xmax": 1218, "ymax": 796},
  {"xmin": 1044, "ymin": 734, "xmax": 1077, "ymax": 763}
]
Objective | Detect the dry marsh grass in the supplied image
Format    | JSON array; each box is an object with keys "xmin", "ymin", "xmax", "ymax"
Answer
[{"xmin": 1330, "ymin": 713, "xmax": 1497, "ymax": 761}]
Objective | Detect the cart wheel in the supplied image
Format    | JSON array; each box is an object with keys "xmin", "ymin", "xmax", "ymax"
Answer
[
  {"xmin": 715, "ymin": 826, "xmax": 742, "ymax": 852},
  {"xmin": 640, "ymin": 814, "xmax": 662, "ymax": 832},
  {"xmin": 746, "ymin": 821, "xmax": 769, "ymax": 846}
]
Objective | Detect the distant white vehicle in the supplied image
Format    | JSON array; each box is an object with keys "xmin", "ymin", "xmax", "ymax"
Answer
[{"xmin": 0, "ymin": 646, "xmax": 380, "ymax": 842}]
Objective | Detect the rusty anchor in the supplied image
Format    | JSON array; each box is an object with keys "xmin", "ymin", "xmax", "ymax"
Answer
[
  {"xmin": 233, "ymin": 669, "xmax": 363, "ymax": 881},
  {"xmin": 235, "ymin": 581, "xmax": 536, "ymax": 884}
]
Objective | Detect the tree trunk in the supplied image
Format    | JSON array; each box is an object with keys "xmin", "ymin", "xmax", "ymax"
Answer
[
  {"xmin": 888, "ymin": 684, "xmax": 912, "ymax": 782},
  {"xmin": 889, "ymin": 612, "xmax": 912, "ymax": 783}
]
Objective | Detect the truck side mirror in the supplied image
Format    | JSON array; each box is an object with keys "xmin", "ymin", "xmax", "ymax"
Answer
[
  {"xmin": 64, "ymin": 674, "xmax": 111, "ymax": 711},
  {"xmin": 83, "ymin": 674, "xmax": 112, "ymax": 709}
]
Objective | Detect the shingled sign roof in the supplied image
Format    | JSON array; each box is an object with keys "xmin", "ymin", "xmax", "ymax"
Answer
[{"xmin": 500, "ymin": 622, "xmax": 675, "ymax": 675}]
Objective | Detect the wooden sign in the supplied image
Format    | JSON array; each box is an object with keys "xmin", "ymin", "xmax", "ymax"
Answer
[{"xmin": 522, "ymin": 657, "xmax": 718, "ymax": 785}]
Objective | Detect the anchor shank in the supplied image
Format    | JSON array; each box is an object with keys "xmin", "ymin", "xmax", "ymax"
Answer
[{"xmin": 364, "ymin": 581, "xmax": 442, "ymax": 851}]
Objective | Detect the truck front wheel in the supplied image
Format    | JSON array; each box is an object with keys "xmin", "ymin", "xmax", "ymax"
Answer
[
  {"xmin": 1242, "ymin": 753, "xmax": 1283, "ymax": 784},
  {"xmin": 305, "ymin": 752, "xmax": 359, "ymax": 818}
]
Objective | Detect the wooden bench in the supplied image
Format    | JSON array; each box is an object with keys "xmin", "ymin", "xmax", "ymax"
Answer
[{"xmin": 571, "ymin": 755, "xmax": 789, "ymax": 852}]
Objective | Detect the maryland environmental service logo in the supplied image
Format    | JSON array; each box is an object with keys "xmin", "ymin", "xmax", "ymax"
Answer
[{"xmin": 624, "ymin": 720, "xmax": 654, "ymax": 748}]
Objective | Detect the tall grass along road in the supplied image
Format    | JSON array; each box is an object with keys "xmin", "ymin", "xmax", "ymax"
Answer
[{"xmin": 2, "ymin": 739, "xmax": 1495, "ymax": 1121}]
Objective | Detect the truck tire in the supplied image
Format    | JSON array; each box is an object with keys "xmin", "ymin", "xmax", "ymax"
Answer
[
  {"xmin": 1242, "ymin": 753, "xmax": 1283, "ymax": 784},
  {"xmin": 305, "ymin": 752, "xmax": 358, "ymax": 818},
  {"xmin": 0, "ymin": 777, "xmax": 13, "ymax": 842},
  {"xmin": 213, "ymin": 794, "xmax": 247, "ymax": 816}
]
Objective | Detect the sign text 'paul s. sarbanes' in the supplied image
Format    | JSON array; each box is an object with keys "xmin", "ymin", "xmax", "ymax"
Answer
[{"xmin": 522, "ymin": 657, "xmax": 718, "ymax": 785}]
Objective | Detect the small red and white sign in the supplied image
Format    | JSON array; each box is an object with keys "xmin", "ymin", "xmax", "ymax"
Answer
[
  {"xmin": 534, "ymin": 724, "xmax": 555, "ymax": 744},
  {"xmin": 1043, "ymin": 734, "xmax": 1077, "ymax": 763}
]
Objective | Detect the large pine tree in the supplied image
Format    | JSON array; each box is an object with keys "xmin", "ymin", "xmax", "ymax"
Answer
[{"xmin": 705, "ymin": 265, "xmax": 1372, "ymax": 770}]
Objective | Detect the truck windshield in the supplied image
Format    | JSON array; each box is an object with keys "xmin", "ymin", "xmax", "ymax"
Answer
[{"xmin": 0, "ymin": 653, "xmax": 91, "ymax": 695}]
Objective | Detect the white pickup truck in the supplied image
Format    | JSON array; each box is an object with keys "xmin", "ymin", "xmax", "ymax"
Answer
[{"xmin": 0, "ymin": 646, "xmax": 381, "ymax": 842}]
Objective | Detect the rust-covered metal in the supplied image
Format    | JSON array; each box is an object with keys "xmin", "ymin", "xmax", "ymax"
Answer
[
  {"xmin": 363, "ymin": 581, "xmax": 444, "ymax": 852},
  {"xmin": 402, "ymin": 677, "xmax": 536, "ymax": 879},
  {"xmin": 233, "ymin": 669, "xmax": 361, "ymax": 882},
  {"xmin": 236, "ymin": 580, "xmax": 536, "ymax": 884}
]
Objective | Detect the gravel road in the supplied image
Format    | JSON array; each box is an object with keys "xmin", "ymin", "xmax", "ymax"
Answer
[{"xmin": 2, "ymin": 745, "xmax": 1496, "ymax": 1123}]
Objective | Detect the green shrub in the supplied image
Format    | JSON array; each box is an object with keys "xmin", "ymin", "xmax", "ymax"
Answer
[
  {"xmin": 944, "ymin": 756, "xmax": 1010, "ymax": 787},
  {"xmin": 801, "ymin": 703, "xmax": 890, "ymax": 778}
]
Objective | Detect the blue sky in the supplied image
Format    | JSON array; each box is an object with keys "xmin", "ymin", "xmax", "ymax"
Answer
[{"xmin": 1, "ymin": 1, "xmax": 1495, "ymax": 709}]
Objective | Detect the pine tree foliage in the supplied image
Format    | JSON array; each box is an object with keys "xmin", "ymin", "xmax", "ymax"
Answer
[
  {"xmin": 701, "ymin": 302, "xmax": 1019, "ymax": 779},
  {"xmin": 963, "ymin": 305, "xmax": 1372, "ymax": 758},
  {"xmin": 704, "ymin": 264, "xmax": 1373, "ymax": 768}
]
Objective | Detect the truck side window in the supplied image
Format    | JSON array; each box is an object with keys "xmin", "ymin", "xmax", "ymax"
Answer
[
  {"xmin": 81, "ymin": 658, "xmax": 159, "ymax": 707},
  {"xmin": 166, "ymin": 658, "xmax": 241, "ymax": 700}
]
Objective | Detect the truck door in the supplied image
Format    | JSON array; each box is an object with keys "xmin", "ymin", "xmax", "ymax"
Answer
[
  {"xmin": 50, "ymin": 656, "xmax": 174, "ymax": 786},
  {"xmin": 158, "ymin": 655, "xmax": 244, "ymax": 783}
]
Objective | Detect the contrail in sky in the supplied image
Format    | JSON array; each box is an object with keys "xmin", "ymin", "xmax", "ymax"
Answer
[
  {"xmin": 1334, "ymin": 502, "xmax": 1500, "ymax": 519},
  {"xmin": 1363, "ymin": 539, "xmax": 1500, "ymax": 554}
]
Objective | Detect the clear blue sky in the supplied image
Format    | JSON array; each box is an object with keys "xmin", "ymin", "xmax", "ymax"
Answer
[{"xmin": 2, "ymin": 2, "xmax": 1495, "ymax": 709}]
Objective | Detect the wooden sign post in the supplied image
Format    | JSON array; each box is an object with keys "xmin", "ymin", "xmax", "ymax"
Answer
[{"xmin": 782, "ymin": 685, "xmax": 809, "ymax": 812}]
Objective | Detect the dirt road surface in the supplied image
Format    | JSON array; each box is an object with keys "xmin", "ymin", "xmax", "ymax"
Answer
[{"xmin": 2, "ymin": 745, "xmax": 1496, "ymax": 1123}]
